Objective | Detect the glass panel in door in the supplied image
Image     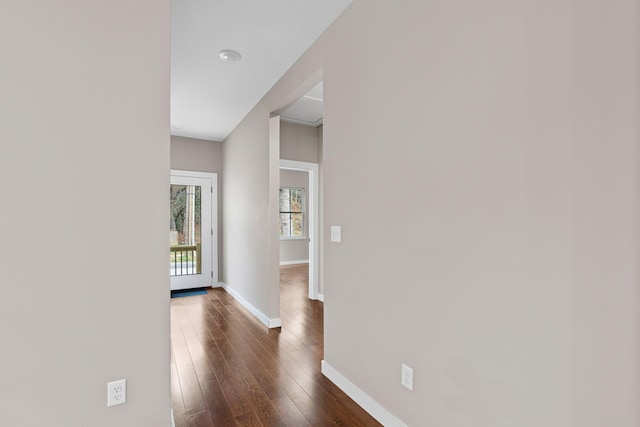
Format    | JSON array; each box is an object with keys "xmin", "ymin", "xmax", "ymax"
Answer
[{"xmin": 170, "ymin": 184, "xmax": 201, "ymax": 276}]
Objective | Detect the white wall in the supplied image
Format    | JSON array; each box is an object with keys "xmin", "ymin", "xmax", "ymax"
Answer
[
  {"xmin": 224, "ymin": 0, "xmax": 640, "ymax": 425},
  {"xmin": 171, "ymin": 135, "xmax": 223, "ymax": 281},
  {"xmin": 0, "ymin": 1, "xmax": 170, "ymax": 426},
  {"xmin": 279, "ymin": 169, "xmax": 309, "ymax": 264}
]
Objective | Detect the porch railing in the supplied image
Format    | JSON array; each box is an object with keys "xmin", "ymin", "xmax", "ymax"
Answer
[{"xmin": 170, "ymin": 243, "xmax": 201, "ymax": 276}]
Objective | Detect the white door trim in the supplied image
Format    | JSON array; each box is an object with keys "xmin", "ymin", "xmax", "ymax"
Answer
[
  {"xmin": 279, "ymin": 159, "xmax": 319, "ymax": 300},
  {"xmin": 170, "ymin": 169, "xmax": 218, "ymax": 289}
]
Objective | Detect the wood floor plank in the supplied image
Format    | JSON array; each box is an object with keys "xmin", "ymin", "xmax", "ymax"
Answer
[
  {"xmin": 171, "ymin": 361, "xmax": 187, "ymax": 422},
  {"xmin": 187, "ymin": 411, "xmax": 213, "ymax": 427},
  {"xmin": 197, "ymin": 372, "xmax": 235, "ymax": 421},
  {"xmin": 170, "ymin": 264, "xmax": 382, "ymax": 427},
  {"xmin": 283, "ymin": 383, "xmax": 338, "ymax": 426},
  {"xmin": 184, "ymin": 333, "xmax": 214, "ymax": 377},
  {"xmin": 233, "ymin": 412, "xmax": 265, "ymax": 427},
  {"xmin": 174, "ymin": 346, "xmax": 208, "ymax": 416},
  {"xmin": 224, "ymin": 355, "xmax": 283, "ymax": 426},
  {"xmin": 271, "ymin": 395, "xmax": 312, "ymax": 427},
  {"xmin": 241, "ymin": 352, "xmax": 287, "ymax": 400},
  {"xmin": 205, "ymin": 343, "xmax": 255, "ymax": 418},
  {"xmin": 173, "ymin": 409, "xmax": 188, "ymax": 427}
]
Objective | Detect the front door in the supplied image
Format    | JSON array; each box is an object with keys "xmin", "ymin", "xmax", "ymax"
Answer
[{"xmin": 170, "ymin": 172, "xmax": 214, "ymax": 290}]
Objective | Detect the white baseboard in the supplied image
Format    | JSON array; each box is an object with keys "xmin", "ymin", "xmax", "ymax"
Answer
[
  {"xmin": 171, "ymin": 409, "xmax": 175, "ymax": 427},
  {"xmin": 279, "ymin": 259, "xmax": 309, "ymax": 266},
  {"xmin": 219, "ymin": 282, "xmax": 282, "ymax": 328},
  {"xmin": 321, "ymin": 361, "xmax": 407, "ymax": 427},
  {"xmin": 211, "ymin": 282, "xmax": 222, "ymax": 288},
  {"xmin": 317, "ymin": 293, "xmax": 325, "ymax": 302}
]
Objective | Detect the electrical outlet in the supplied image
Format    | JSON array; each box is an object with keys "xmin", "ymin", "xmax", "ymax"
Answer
[
  {"xmin": 107, "ymin": 379, "xmax": 127, "ymax": 407},
  {"xmin": 401, "ymin": 364, "xmax": 413, "ymax": 391}
]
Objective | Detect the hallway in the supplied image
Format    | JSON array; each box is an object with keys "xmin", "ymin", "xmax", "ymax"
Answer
[{"xmin": 171, "ymin": 264, "xmax": 381, "ymax": 426}]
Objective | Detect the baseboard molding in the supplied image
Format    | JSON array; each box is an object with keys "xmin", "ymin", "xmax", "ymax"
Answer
[
  {"xmin": 321, "ymin": 361, "xmax": 407, "ymax": 427},
  {"xmin": 219, "ymin": 282, "xmax": 282, "ymax": 328},
  {"xmin": 279, "ymin": 259, "xmax": 309, "ymax": 266},
  {"xmin": 317, "ymin": 293, "xmax": 325, "ymax": 302},
  {"xmin": 211, "ymin": 282, "xmax": 222, "ymax": 288},
  {"xmin": 171, "ymin": 409, "xmax": 175, "ymax": 427}
]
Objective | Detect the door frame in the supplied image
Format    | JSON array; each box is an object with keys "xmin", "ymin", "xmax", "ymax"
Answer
[
  {"xmin": 170, "ymin": 169, "xmax": 218, "ymax": 289},
  {"xmin": 279, "ymin": 160, "xmax": 319, "ymax": 300}
]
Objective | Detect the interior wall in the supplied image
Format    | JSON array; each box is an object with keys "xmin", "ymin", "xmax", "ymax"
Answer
[
  {"xmin": 171, "ymin": 135, "xmax": 222, "ymax": 172},
  {"xmin": 223, "ymin": 0, "xmax": 640, "ymax": 425},
  {"xmin": 171, "ymin": 135, "xmax": 223, "ymax": 281},
  {"xmin": 0, "ymin": 1, "xmax": 170, "ymax": 426},
  {"xmin": 222, "ymin": 105, "xmax": 279, "ymax": 320},
  {"xmin": 280, "ymin": 121, "xmax": 319, "ymax": 163},
  {"xmin": 279, "ymin": 169, "xmax": 310, "ymax": 263}
]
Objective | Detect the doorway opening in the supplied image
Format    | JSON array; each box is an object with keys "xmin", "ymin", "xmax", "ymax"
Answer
[
  {"xmin": 276, "ymin": 77, "xmax": 323, "ymax": 305},
  {"xmin": 279, "ymin": 160, "xmax": 319, "ymax": 300}
]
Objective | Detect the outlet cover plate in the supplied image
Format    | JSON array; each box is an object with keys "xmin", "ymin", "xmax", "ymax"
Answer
[
  {"xmin": 107, "ymin": 379, "xmax": 127, "ymax": 407},
  {"xmin": 401, "ymin": 364, "xmax": 413, "ymax": 391}
]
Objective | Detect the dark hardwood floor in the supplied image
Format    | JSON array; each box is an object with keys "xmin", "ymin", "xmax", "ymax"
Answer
[{"xmin": 171, "ymin": 264, "xmax": 382, "ymax": 427}]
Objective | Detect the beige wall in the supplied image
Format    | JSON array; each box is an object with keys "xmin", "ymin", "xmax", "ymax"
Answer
[
  {"xmin": 171, "ymin": 135, "xmax": 221, "ymax": 173},
  {"xmin": 222, "ymin": 106, "xmax": 280, "ymax": 321},
  {"xmin": 280, "ymin": 121, "xmax": 319, "ymax": 163},
  {"xmin": 171, "ymin": 136, "xmax": 223, "ymax": 281},
  {"xmin": 279, "ymin": 170, "xmax": 309, "ymax": 263},
  {"xmin": 0, "ymin": 1, "xmax": 170, "ymax": 426},
  {"xmin": 223, "ymin": 0, "xmax": 640, "ymax": 425}
]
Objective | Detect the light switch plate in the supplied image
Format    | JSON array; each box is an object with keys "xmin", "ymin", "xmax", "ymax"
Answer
[{"xmin": 330, "ymin": 226, "xmax": 341, "ymax": 243}]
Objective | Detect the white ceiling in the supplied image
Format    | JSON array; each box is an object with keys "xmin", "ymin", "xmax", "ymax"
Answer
[
  {"xmin": 170, "ymin": 1, "xmax": 350, "ymax": 141},
  {"xmin": 280, "ymin": 81, "xmax": 323, "ymax": 127}
]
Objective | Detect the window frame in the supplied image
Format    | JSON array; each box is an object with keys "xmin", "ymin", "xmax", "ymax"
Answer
[{"xmin": 279, "ymin": 186, "xmax": 306, "ymax": 240}]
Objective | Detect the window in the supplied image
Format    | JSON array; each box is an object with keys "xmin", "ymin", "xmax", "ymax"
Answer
[{"xmin": 279, "ymin": 187, "xmax": 304, "ymax": 238}]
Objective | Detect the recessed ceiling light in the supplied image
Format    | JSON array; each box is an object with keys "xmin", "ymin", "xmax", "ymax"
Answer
[
  {"xmin": 171, "ymin": 124, "xmax": 184, "ymax": 130},
  {"xmin": 218, "ymin": 49, "xmax": 242, "ymax": 63}
]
